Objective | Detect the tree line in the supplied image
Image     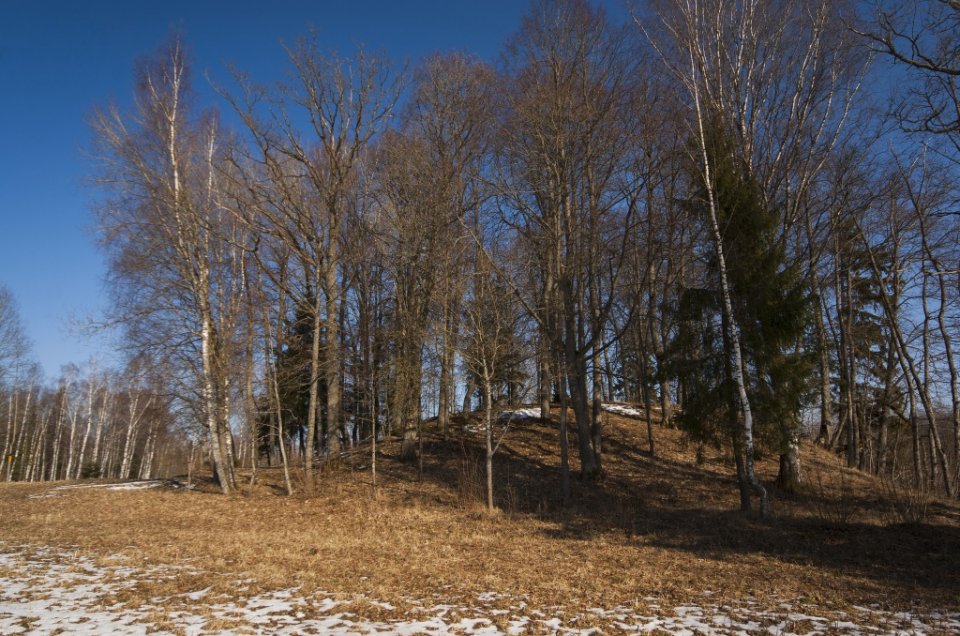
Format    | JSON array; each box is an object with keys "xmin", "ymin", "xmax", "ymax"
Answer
[
  {"xmin": 3, "ymin": 0, "xmax": 958, "ymax": 516},
  {"xmin": 0, "ymin": 288, "xmax": 189, "ymax": 482}
]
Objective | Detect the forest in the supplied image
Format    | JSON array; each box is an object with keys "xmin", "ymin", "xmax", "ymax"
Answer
[{"xmin": 1, "ymin": 0, "xmax": 959, "ymax": 520}]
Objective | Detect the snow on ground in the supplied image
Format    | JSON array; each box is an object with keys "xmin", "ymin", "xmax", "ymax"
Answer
[
  {"xmin": 601, "ymin": 403, "xmax": 648, "ymax": 419},
  {"xmin": 1, "ymin": 543, "xmax": 958, "ymax": 635},
  {"xmin": 497, "ymin": 403, "xmax": 653, "ymax": 420},
  {"xmin": 498, "ymin": 407, "xmax": 542, "ymax": 421},
  {"xmin": 464, "ymin": 408, "xmax": 542, "ymax": 433},
  {"xmin": 476, "ymin": 404, "xmax": 652, "ymax": 425},
  {"xmin": 27, "ymin": 480, "xmax": 193, "ymax": 499}
]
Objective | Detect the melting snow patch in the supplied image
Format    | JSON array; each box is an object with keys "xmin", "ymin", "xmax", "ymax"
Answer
[
  {"xmin": 497, "ymin": 407, "xmax": 542, "ymax": 421},
  {"xmin": 27, "ymin": 480, "xmax": 192, "ymax": 499},
  {"xmin": 601, "ymin": 403, "xmax": 646, "ymax": 419},
  {"xmin": 2, "ymin": 543, "xmax": 959, "ymax": 635},
  {"xmin": 464, "ymin": 408, "xmax": 540, "ymax": 433}
]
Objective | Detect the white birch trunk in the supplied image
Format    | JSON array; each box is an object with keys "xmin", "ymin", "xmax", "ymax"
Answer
[
  {"xmin": 91, "ymin": 389, "xmax": 109, "ymax": 475},
  {"xmin": 12, "ymin": 387, "xmax": 32, "ymax": 479},
  {"xmin": 49, "ymin": 390, "xmax": 68, "ymax": 481},
  {"xmin": 26, "ymin": 408, "xmax": 48, "ymax": 482},
  {"xmin": 690, "ymin": 52, "xmax": 769, "ymax": 518},
  {"xmin": 64, "ymin": 405, "xmax": 80, "ymax": 481},
  {"xmin": 138, "ymin": 418, "xmax": 159, "ymax": 480},
  {"xmin": 1, "ymin": 390, "xmax": 16, "ymax": 481},
  {"xmin": 119, "ymin": 393, "xmax": 141, "ymax": 480},
  {"xmin": 74, "ymin": 379, "xmax": 96, "ymax": 479}
]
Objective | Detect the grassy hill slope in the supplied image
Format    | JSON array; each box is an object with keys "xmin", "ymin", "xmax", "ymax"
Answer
[{"xmin": 1, "ymin": 407, "xmax": 958, "ymax": 632}]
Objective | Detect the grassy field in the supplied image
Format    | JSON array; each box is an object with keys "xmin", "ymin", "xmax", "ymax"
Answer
[{"xmin": 1, "ymin": 409, "xmax": 958, "ymax": 633}]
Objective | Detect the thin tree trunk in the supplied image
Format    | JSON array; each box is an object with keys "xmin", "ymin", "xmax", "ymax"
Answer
[
  {"xmin": 1, "ymin": 389, "xmax": 17, "ymax": 481},
  {"xmin": 64, "ymin": 405, "xmax": 80, "ymax": 481},
  {"xmin": 691, "ymin": 70, "xmax": 768, "ymax": 517},
  {"xmin": 26, "ymin": 408, "xmax": 48, "ymax": 482},
  {"xmin": 10, "ymin": 388, "xmax": 33, "ymax": 481},
  {"xmin": 49, "ymin": 389, "xmax": 68, "ymax": 481},
  {"xmin": 73, "ymin": 380, "xmax": 96, "ymax": 479},
  {"xmin": 324, "ymin": 227, "xmax": 343, "ymax": 461},
  {"xmin": 483, "ymin": 367, "xmax": 494, "ymax": 511},
  {"xmin": 854, "ymin": 217, "xmax": 952, "ymax": 494},
  {"xmin": 264, "ymin": 281, "xmax": 293, "ymax": 497},
  {"xmin": 438, "ymin": 293, "xmax": 458, "ymax": 433},
  {"xmin": 138, "ymin": 419, "xmax": 159, "ymax": 479},
  {"xmin": 270, "ymin": 357, "xmax": 294, "ymax": 497},
  {"xmin": 304, "ymin": 285, "xmax": 324, "ymax": 493},
  {"xmin": 92, "ymin": 390, "xmax": 111, "ymax": 477},
  {"xmin": 245, "ymin": 320, "xmax": 258, "ymax": 487},
  {"xmin": 558, "ymin": 361, "xmax": 570, "ymax": 507},
  {"xmin": 120, "ymin": 394, "xmax": 143, "ymax": 480},
  {"xmin": 639, "ymin": 327, "xmax": 656, "ymax": 456}
]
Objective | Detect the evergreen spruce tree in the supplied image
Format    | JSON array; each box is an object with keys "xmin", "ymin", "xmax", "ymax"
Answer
[{"xmin": 671, "ymin": 125, "xmax": 813, "ymax": 504}]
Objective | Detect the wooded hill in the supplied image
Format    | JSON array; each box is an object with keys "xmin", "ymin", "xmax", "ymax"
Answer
[{"xmin": 2, "ymin": 0, "xmax": 959, "ymax": 524}]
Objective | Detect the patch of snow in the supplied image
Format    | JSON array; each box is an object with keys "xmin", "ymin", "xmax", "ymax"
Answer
[
  {"xmin": 464, "ymin": 408, "xmax": 540, "ymax": 434},
  {"xmin": 497, "ymin": 408, "xmax": 542, "ymax": 421},
  {"xmin": 601, "ymin": 403, "xmax": 646, "ymax": 419},
  {"xmin": 183, "ymin": 587, "xmax": 211, "ymax": 601},
  {"xmin": 2, "ymin": 543, "xmax": 959, "ymax": 635},
  {"xmin": 27, "ymin": 480, "xmax": 192, "ymax": 499},
  {"xmin": 364, "ymin": 600, "xmax": 394, "ymax": 611}
]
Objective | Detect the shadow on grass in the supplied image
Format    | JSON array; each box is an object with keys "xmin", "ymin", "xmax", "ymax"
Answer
[{"xmin": 409, "ymin": 417, "xmax": 960, "ymax": 606}]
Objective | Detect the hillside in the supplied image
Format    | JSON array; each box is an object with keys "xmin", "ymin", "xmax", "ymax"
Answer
[{"xmin": 1, "ymin": 408, "xmax": 958, "ymax": 634}]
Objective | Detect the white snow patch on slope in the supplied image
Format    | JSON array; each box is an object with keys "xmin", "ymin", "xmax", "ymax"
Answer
[
  {"xmin": 2, "ymin": 543, "xmax": 958, "ymax": 635},
  {"xmin": 27, "ymin": 480, "xmax": 192, "ymax": 499},
  {"xmin": 601, "ymin": 403, "xmax": 647, "ymax": 419},
  {"xmin": 498, "ymin": 407, "xmax": 542, "ymax": 420},
  {"xmin": 464, "ymin": 408, "xmax": 541, "ymax": 433}
]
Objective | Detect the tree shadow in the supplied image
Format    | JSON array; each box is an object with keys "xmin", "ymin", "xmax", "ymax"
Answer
[{"xmin": 408, "ymin": 418, "xmax": 960, "ymax": 607}]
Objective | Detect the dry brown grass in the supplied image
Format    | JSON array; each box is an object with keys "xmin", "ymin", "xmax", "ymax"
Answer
[{"xmin": 1, "ymin": 408, "xmax": 958, "ymax": 621}]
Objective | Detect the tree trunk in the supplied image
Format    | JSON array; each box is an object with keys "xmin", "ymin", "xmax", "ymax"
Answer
[
  {"xmin": 91, "ymin": 390, "xmax": 109, "ymax": 477},
  {"xmin": 1, "ymin": 390, "xmax": 17, "ymax": 482},
  {"xmin": 49, "ymin": 391, "xmax": 67, "ymax": 481},
  {"xmin": 201, "ymin": 311, "xmax": 234, "ymax": 493},
  {"xmin": 304, "ymin": 286, "xmax": 324, "ymax": 492},
  {"xmin": 591, "ymin": 346, "xmax": 604, "ymax": 471},
  {"xmin": 74, "ymin": 380, "xmax": 96, "ymax": 479},
  {"xmin": 558, "ymin": 367, "xmax": 571, "ymax": 507},
  {"xmin": 324, "ymin": 253, "xmax": 342, "ymax": 461},
  {"xmin": 732, "ymin": 432, "xmax": 752, "ymax": 512},
  {"xmin": 398, "ymin": 342, "xmax": 421, "ymax": 462},
  {"xmin": 483, "ymin": 367, "xmax": 495, "ymax": 511},
  {"xmin": 692, "ymin": 74, "xmax": 768, "ymax": 517},
  {"xmin": 438, "ymin": 294, "xmax": 459, "ymax": 433},
  {"xmin": 64, "ymin": 406, "xmax": 80, "ymax": 481},
  {"xmin": 776, "ymin": 433, "xmax": 802, "ymax": 493},
  {"xmin": 564, "ymin": 319, "xmax": 599, "ymax": 480}
]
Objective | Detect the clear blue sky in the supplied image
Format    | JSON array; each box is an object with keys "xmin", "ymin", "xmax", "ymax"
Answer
[{"xmin": 0, "ymin": 0, "xmax": 626, "ymax": 380}]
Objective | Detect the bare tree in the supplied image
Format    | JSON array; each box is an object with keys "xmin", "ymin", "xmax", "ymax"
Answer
[
  {"xmin": 497, "ymin": 0, "xmax": 642, "ymax": 483},
  {"xmin": 461, "ymin": 253, "xmax": 526, "ymax": 511},
  {"xmin": 92, "ymin": 39, "xmax": 240, "ymax": 492},
  {"xmin": 862, "ymin": 1, "xmax": 960, "ymax": 150},
  {"xmin": 225, "ymin": 39, "xmax": 402, "ymax": 489},
  {"xmin": 0, "ymin": 286, "xmax": 30, "ymax": 389},
  {"xmin": 373, "ymin": 53, "xmax": 494, "ymax": 463}
]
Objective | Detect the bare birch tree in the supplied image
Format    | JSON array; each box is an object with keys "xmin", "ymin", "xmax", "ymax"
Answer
[{"xmin": 92, "ymin": 39, "xmax": 239, "ymax": 492}]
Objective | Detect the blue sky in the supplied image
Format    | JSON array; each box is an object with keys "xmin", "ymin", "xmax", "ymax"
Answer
[{"xmin": 0, "ymin": 0, "xmax": 624, "ymax": 379}]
